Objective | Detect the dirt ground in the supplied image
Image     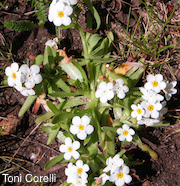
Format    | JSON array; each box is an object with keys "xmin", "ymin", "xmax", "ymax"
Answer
[{"xmin": 0, "ymin": 0, "xmax": 180, "ymax": 185}]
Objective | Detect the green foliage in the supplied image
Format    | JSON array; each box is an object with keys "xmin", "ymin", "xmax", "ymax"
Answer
[
  {"xmin": 3, "ymin": 20, "xmax": 36, "ymax": 31},
  {"xmin": 34, "ymin": 0, "xmax": 50, "ymax": 24}
]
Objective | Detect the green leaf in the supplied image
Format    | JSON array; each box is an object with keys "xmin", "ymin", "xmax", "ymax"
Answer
[
  {"xmin": 59, "ymin": 62, "xmax": 83, "ymax": 82},
  {"xmin": 91, "ymin": 57, "xmax": 116, "ymax": 64},
  {"xmin": 97, "ymin": 154, "xmax": 106, "ymax": 165},
  {"xmin": 59, "ymin": 23, "xmax": 76, "ymax": 29},
  {"xmin": 127, "ymin": 66, "xmax": 146, "ymax": 88},
  {"xmin": 102, "ymin": 126, "xmax": 117, "ymax": 133},
  {"xmin": 105, "ymin": 131, "xmax": 115, "ymax": 157},
  {"xmin": 49, "ymin": 89, "xmax": 88, "ymax": 98},
  {"xmin": 44, "ymin": 154, "xmax": 64, "ymax": 170},
  {"xmin": 153, "ymin": 120, "xmax": 170, "ymax": 127},
  {"xmin": 133, "ymin": 134, "xmax": 143, "ymax": 149},
  {"xmin": 52, "ymin": 112, "xmax": 75, "ymax": 124},
  {"xmin": 84, "ymin": 0, "xmax": 101, "ymax": 30},
  {"xmin": 108, "ymin": 70, "xmax": 131, "ymax": 87},
  {"xmin": 47, "ymin": 125, "xmax": 60, "ymax": 145},
  {"xmin": 43, "ymin": 46, "xmax": 56, "ymax": 71},
  {"xmin": 100, "ymin": 108, "xmax": 109, "ymax": 127},
  {"xmin": 87, "ymin": 34, "xmax": 102, "ymax": 53},
  {"xmin": 33, "ymin": 55, "xmax": 43, "ymax": 65},
  {"xmin": 61, "ymin": 96, "xmax": 89, "ymax": 109},
  {"xmin": 18, "ymin": 95, "xmax": 37, "ymax": 117},
  {"xmin": 36, "ymin": 112, "xmax": 54, "ymax": 123},
  {"xmin": 54, "ymin": 78, "xmax": 71, "ymax": 93},
  {"xmin": 71, "ymin": 60, "xmax": 88, "ymax": 85},
  {"xmin": 3, "ymin": 20, "xmax": 36, "ymax": 31},
  {"xmin": 90, "ymin": 38, "xmax": 109, "ymax": 57},
  {"xmin": 41, "ymin": 125, "xmax": 52, "ymax": 133},
  {"xmin": 46, "ymin": 101, "xmax": 60, "ymax": 115},
  {"xmin": 118, "ymin": 149, "xmax": 126, "ymax": 157}
]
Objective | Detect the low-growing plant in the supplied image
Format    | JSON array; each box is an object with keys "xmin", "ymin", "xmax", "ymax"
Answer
[{"xmin": 2, "ymin": 0, "xmax": 178, "ymax": 185}]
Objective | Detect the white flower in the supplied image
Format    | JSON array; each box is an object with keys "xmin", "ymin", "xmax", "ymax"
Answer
[
  {"xmin": 103, "ymin": 154, "xmax": 124, "ymax": 174},
  {"xmin": 74, "ymin": 160, "xmax": 89, "ymax": 180},
  {"xmin": 144, "ymin": 74, "xmax": 166, "ymax": 93},
  {"xmin": 59, "ymin": 137, "xmax": 80, "ymax": 160},
  {"xmin": 70, "ymin": 116, "xmax": 94, "ymax": 140},
  {"xmin": 139, "ymin": 87, "xmax": 164, "ymax": 103},
  {"xmin": 99, "ymin": 173, "xmax": 110, "ymax": 185},
  {"xmin": 137, "ymin": 118, "xmax": 160, "ymax": 126},
  {"xmin": 109, "ymin": 165, "xmax": 132, "ymax": 186},
  {"xmin": 158, "ymin": 101, "xmax": 168, "ymax": 120},
  {"xmin": 163, "ymin": 81, "xmax": 177, "ymax": 101},
  {"xmin": 65, "ymin": 162, "xmax": 78, "ymax": 184},
  {"xmin": 5, "ymin": 62, "xmax": 23, "ymax": 87},
  {"xmin": 95, "ymin": 82, "xmax": 114, "ymax": 103},
  {"xmin": 141, "ymin": 101, "xmax": 162, "ymax": 119},
  {"xmin": 117, "ymin": 124, "xmax": 135, "ymax": 142},
  {"xmin": 65, "ymin": 161, "xmax": 89, "ymax": 186},
  {"xmin": 114, "ymin": 79, "xmax": 129, "ymax": 99},
  {"xmin": 131, "ymin": 104, "xmax": 145, "ymax": 121},
  {"xmin": 74, "ymin": 177, "xmax": 88, "ymax": 186},
  {"xmin": 14, "ymin": 85, "xmax": 35, "ymax": 96},
  {"xmin": 20, "ymin": 64, "xmax": 42, "ymax": 89},
  {"xmin": 45, "ymin": 37, "xmax": 58, "ymax": 49},
  {"xmin": 60, "ymin": 0, "xmax": 77, "ymax": 5},
  {"xmin": 50, "ymin": 0, "xmax": 77, "ymax": 6},
  {"xmin": 48, "ymin": 2, "xmax": 73, "ymax": 26}
]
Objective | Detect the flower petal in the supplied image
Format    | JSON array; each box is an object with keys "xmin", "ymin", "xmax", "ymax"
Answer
[
  {"xmin": 70, "ymin": 125, "xmax": 79, "ymax": 134},
  {"xmin": 81, "ymin": 116, "xmax": 90, "ymax": 126},
  {"xmin": 33, "ymin": 74, "xmax": 42, "ymax": 84},
  {"xmin": 64, "ymin": 5, "xmax": 73, "ymax": 16},
  {"xmin": 62, "ymin": 16, "xmax": 71, "ymax": 26},
  {"xmin": 72, "ymin": 151, "xmax": 80, "ymax": 159},
  {"xmin": 73, "ymin": 141, "xmax": 80, "ymax": 150},
  {"xmin": 77, "ymin": 130, "xmax": 87, "ymax": 140},
  {"xmin": 20, "ymin": 64, "xmax": 30, "ymax": 75},
  {"xmin": 5, "ymin": 67, "xmax": 12, "ymax": 76},
  {"xmin": 30, "ymin": 65, "xmax": 40, "ymax": 74},
  {"xmin": 85, "ymin": 125, "xmax": 94, "ymax": 135},
  {"xmin": 25, "ymin": 81, "xmax": 35, "ymax": 89},
  {"xmin": 11, "ymin": 62, "xmax": 19, "ymax": 72},
  {"xmin": 59, "ymin": 144, "xmax": 67, "ymax": 153},
  {"xmin": 126, "ymin": 135, "xmax": 133, "ymax": 142},
  {"xmin": 72, "ymin": 116, "xmax": 81, "ymax": 126},
  {"xmin": 64, "ymin": 152, "xmax": 72, "ymax": 160},
  {"xmin": 53, "ymin": 17, "xmax": 63, "ymax": 26}
]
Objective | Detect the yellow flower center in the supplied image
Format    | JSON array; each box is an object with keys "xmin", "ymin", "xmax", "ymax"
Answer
[
  {"xmin": 148, "ymin": 105, "xmax": 154, "ymax": 111},
  {"xmin": 123, "ymin": 130, "xmax": 129, "ymax": 136},
  {"xmin": 12, "ymin": 72, "xmax": 17, "ymax": 79},
  {"xmin": 58, "ymin": 11, "xmax": 64, "ymax": 17},
  {"xmin": 137, "ymin": 108, "xmax": 142, "ymax": 114},
  {"xmin": 79, "ymin": 124, "xmax": 84, "ymax": 130},
  {"xmin": 117, "ymin": 172, "xmax": 124, "ymax": 179},
  {"xmin": 68, "ymin": 146, "xmax": 73, "ymax": 152},
  {"xmin": 152, "ymin": 81, "xmax": 158, "ymax": 87},
  {"xmin": 77, "ymin": 168, "xmax": 83, "ymax": 174}
]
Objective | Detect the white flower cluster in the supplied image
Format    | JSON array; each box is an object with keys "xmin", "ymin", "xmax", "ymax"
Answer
[
  {"xmin": 65, "ymin": 160, "xmax": 90, "ymax": 185},
  {"xmin": 95, "ymin": 79, "xmax": 129, "ymax": 103},
  {"xmin": 59, "ymin": 116, "xmax": 94, "ymax": 185},
  {"xmin": 102, "ymin": 154, "xmax": 132, "ymax": 186},
  {"xmin": 131, "ymin": 74, "xmax": 177, "ymax": 126},
  {"xmin": 48, "ymin": 0, "xmax": 77, "ymax": 26},
  {"xmin": 5, "ymin": 62, "xmax": 42, "ymax": 96}
]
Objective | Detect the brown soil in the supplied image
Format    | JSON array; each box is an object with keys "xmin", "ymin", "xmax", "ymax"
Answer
[{"xmin": 0, "ymin": 0, "xmax": 180, "ymax": 186}]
